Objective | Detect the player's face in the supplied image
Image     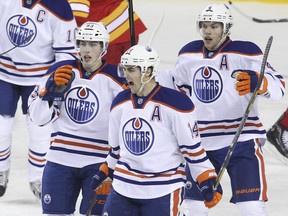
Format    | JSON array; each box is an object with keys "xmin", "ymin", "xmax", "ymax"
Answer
[
  {"xmin": 122, "ymin": 65, "xmax": 142, "ymax": 94},
  {"xmin": 199, "ymin": 22, "xmax": 223, "ymax": 51},
  {"xmin": 79, "ymin": 41, "xmax": 103, "ymax": 65}
]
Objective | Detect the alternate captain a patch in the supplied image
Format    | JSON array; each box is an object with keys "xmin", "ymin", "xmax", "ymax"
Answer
[
  {"xmin": 122, "ymin": 117, "xmax": 155, "ymax": 156},
  {"xmin": 193, "ymin": 66, "xmax": 223, "ymax": 103}
]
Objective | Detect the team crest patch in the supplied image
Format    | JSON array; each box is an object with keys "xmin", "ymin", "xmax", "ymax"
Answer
[
  {"xmin": 122, "ymin": 117, "xmax": 154, "ymax": 155},
  {"xmin": 43, "ymin": 194, "xmax": 51, "ymax": 204},
  {"xmin": 65, "ymin": 86, "xmax": 99, "ymax": 124},
  {"xmin": 6, "ymin": 14, "xmax": 36, "ymax": 47},
  {"xmin": 193, "ymin": 66, "xmax": 223, "ymax": 103}
]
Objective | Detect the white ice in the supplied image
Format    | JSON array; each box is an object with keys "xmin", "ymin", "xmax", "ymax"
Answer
[{"xmin": 1, "ymin": 0, "xmax": 288, "ymax": 215}]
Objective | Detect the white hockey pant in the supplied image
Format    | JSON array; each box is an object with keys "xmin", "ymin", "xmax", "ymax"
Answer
[
  {"xmin": 183, "ymin": 200, "xmax": 209, "ymax": 216},
  {"xmin": 26, "ymin": 115, "xmax": 52, "ymax": 182},
  {"xmin": 236, "ymin": 200, "xmax": 266, "ymax": 216}
]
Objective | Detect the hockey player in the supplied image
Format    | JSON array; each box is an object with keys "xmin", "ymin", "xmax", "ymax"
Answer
[
  {"xmin": 0, "ymin": 0, "xmax": 77, "ymax": 200},
  {"xmin": 68, "ymin": 0, "xmax": 147, "ymax": 65},
  {"xmin": 266, "ymin": 109, "xmax": 288, "ymax": 158},
  {"xmin": 28, "ymin": 22, "xmax": 126, "ymax": 215},
  {"xmin": 89, "ymin": 45, "xmax": 222, "ymax": 216},
  {"xmin": 172, "ymin": 3, "xmax": 285, "ymax": 216}
]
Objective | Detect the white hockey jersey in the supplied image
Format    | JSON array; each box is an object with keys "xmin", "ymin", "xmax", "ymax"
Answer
[
  {"xmin": 28, "ymin": 60, "xmax": 125, "ymax": 168},
  {"xmin": 173, "ymin": 38, "xmax": 285, "ymax": 151},
  {"xmin": 105, "ymin": 84, "xmax": 215, "ymax": 199},
  {"xmin": 0, "ymin": 0, "xmax": 77, "ymax": 86}
]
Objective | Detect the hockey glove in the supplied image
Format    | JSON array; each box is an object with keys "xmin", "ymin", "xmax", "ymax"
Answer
[
  {"xmin": 197, "ymin": 170, "xmax": 222, "ymax": 208},
  {"xmin": 90, "ymin": 162, "xmax": 113, "ymax": 191},
  {"xmin": 232, "ymin": 70, "xmax": 268, "ymax": 96},
  {"xmin": 40, "ymin": 65, "xmax": 75, "ymax": 101},
  {"xmin": 95, "ymin": 180, "xmax": 112, "ymax": 195}
]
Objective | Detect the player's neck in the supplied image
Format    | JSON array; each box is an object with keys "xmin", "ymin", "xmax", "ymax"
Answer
[
  {"xmin": 83, "ymin": 59, "xmax": 102, "ymax": 74},
  {"xmin": 137, "ymin": 80, "xmax": 157, "ymax": 97}
]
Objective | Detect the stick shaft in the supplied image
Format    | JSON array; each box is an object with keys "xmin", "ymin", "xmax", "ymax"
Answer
[
  {"xmin": 213, "ymin": 36, "xmax": 274, "ymax": 190},
  {"xmin": 0, "ymin": 33, "xmax": 34, "ymax": 57},
  {"xmin": 86, "ymin": 192, "xmax": 97, "ymax": 216},
  {"xmin": 128, "ymin": 0, "xmax": 136, "ymax": 46},
  {"xmin": 228, "ymin": 1, "xmax": 288, "ymax": 23}
]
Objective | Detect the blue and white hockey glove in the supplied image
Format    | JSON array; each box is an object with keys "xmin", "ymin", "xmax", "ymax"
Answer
[
  {"xmin": 232, "ymin": 70, "xmax": 268, "ymax": 96},
  {"xmin": 40, "ymin": 65, "xmax": 75, "ymax": 101},
  {"xmin": 90, "ymin": 162, "xmax": 113, "ymax": 191},
  {"xmin": 197, "ymin": 170, "xmax": 223, "ymax": 208}
]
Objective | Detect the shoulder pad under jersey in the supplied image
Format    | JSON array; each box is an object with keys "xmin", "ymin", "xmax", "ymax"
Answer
[
  {"xmin": 39, "ymin": 0, "xmax": 74, "ymax": 21},
  {"xmin": 222, "ymin": 40, "xmax": 262, "ymax": 55}
]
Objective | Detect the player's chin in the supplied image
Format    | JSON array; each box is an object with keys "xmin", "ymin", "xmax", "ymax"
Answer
[
  {"xmin": 208, "ymin": 42, "xmax": 220, "ymax": 51},
  {"xmin": 130, "ymin": 86, "xmax": 138, "ymax": 94},
  {"xmin": 84, "ymin": 59, "xmax": 93, "ymax": 65}
]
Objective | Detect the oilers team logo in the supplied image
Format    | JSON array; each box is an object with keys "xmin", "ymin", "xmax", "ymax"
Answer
[
  {"xmin": 43, "ymin": 194, "xmax": 51, "ymax": 204},
  {"xmin": 193, "ymin": 66, "xmax": 223, "ymax": 103},
  {"xmin": 65, "ymin": 86, "xmax": 99, "ymax": 124},
  {"xmin": 6, "ymin": 14, "xmax": 36, "ymax": 47},
  {"xmin": 122, "ymin": 117, "xmax": 154, "ymax": 155}
]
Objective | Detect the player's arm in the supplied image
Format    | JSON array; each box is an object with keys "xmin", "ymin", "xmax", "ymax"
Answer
[
  {"xmin": 176, "ymin": 116, "xmax": 222, "ymax": 207},
  {"xmin": 89, "ymin": 147, "xmax": 119, "ymax": 191},
  {"xmin": 28, "ymin": 63, "xmax": 75, "ymax": 126},
  {"xmin": 48, "ymin": 0, "xmax": 78, "ymax": 61},
  {"xmin": 172, "ymin": 59, "xmax": 193, "ymax": 96},
  {"xmin": 195, "ymin": 169, "xmax": 222, "ymax": 208},
  {"xmin": 263, "ymin": 63, "xmax": 285, "ymax": 99},
  {"xmin": 39, "ymin": 64, "xmax": 75, "ymax": 102},
  {"xmin": 178, "ymin": 117, "xmax": 222, "ymax": 208},
  {"xmin": 90, "ymin": 102, "xmax": 121, "ymax": 190},
  {"xmin": 232, "ymin": 44, "xmax": 285, "ymax": 100},
  {"xmin": 28, "ymin": 78, "xmax": 59, "ymax": 126},
  {"xmin": 172, "ymin": 98, "xmax": 222, "ymax": 208},
  {"xmin": 232, "ymin": 65, "xmax": 285, "ymax": 99}
]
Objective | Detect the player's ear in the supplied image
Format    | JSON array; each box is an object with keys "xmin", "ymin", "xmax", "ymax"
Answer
[{"xmin": 146, "ymin": 66, "xmax": 153, "ymax": 78}]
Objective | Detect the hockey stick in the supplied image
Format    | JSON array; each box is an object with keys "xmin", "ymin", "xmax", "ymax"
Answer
[
  {"xmin": 228, "ymin": 1, "xmax": 288, "ymax": 23},
  {"xmin": 147, "ymin": 10, "xmax": 165, "ymax": 46},
  {"xmin": 128, "ymin": 0, "xmax": 136, "ymax": 46},
  {"xmin": 86, "ymin": 178, "xmax": 112, "ymax": 216},
  {"xmin": 0, "ymin": 33, "xmax": 34, "ymax": 57},
  {"xmin": 213, "ymin": 36, "xmax": 274, "ymax": 190},
  {"xmin": 86, "ymin": 191, "xmax": 97, "ymax": 216}
]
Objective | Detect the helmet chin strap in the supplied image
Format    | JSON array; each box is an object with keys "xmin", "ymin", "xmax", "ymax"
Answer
[
  {"xmin": 136, "ymin": 73, "xmax": 156, "ymax": 95},
  {"xmin": 213, "ymin": 32, "xmax": 229, "ymax": 50}
]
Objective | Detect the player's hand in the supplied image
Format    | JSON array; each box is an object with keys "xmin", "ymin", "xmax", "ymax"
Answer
[
  {"xmin": 95, "ymin": 180, "xmax": 112, "ymax": 195},
  {"xmin": 232, "ymin": 70, "xmax": 268, "ymax": 96},
  {"xmin": 90, "ymin": 162, "xmax": 110, "ymax": 191},
  {"xmin": 197, "ymin": 170, "xmax": 222, "ymax": 208},
  {"xmin": 40, "ymin": 65, "xmax": 74, "ymax": 101},
  {"xmin": 54, "ymin": 65, "xmax": 73, "ymax": 86}
]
